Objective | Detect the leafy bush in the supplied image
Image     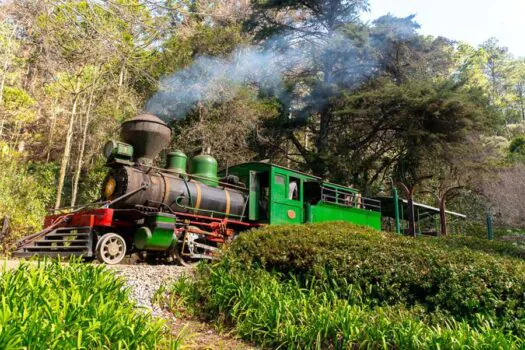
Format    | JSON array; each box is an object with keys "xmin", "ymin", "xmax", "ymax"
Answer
[
  {"xmin": 0, "ymin": 259, "xmax": 180, "ymax": 349},
  {"xmin": 169, "ymin": 222, "xmax": 525, "ymax": 349},
  {"xmin": 229, "ymin": 223, "xmax": 525, "ymax": 332},
  {"xmin": 170, "ymin": 263, "xmax": 522, "ymax": 349},
  {"xmin": 438, "ymin": 234, "xmax": 525, "ymax": 258},
  {"xmin": 0, "ymin": 144, "xmax": 55, "ymax": 248}
]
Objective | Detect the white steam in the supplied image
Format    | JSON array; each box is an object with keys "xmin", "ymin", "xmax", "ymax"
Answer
[
  {"xmin": 145, "ymin": 44, "xmax": 303, "ymax": 119},
  {"xmin": 145, "ymin": 15, "xmax": 419, "ymax": 120}
]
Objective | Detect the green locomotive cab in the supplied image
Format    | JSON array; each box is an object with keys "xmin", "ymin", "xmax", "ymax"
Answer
[{"xmin": 221, "ymin": 162, "xmax": 381, "ymax": 230}]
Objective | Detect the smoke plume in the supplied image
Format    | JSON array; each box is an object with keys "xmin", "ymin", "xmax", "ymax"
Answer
[
  {"xmin": 145, "ymin": 15, "xmax": 419, "ymax": 121},
  {"xmin": 145, "ymin": 43, "xmax": 303, "ymax": 119}
]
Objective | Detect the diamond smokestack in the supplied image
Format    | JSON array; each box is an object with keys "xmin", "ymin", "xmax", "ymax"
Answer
[{"xmin": 120, "ymin": 114, "xmax": 171, "ymax": 165}]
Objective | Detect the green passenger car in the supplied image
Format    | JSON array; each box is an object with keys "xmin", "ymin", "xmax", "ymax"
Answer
[{"xmin": 221, "ymin": 162, "xmax": 382, "ymax": 230}]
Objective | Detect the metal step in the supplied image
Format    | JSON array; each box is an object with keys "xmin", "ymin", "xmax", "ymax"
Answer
[
  {"xmin": 24, "ymin": 246, "xmax": 90, "ymax": 252},
  {"xmin": 13, "ymin": 226, "xmax": 94, "ymax": 259},
  {"xmin": 45, "ymin": 233, "xmax": 89, "ymax": 237},
  {"xmin": 14, "ymin": 251, "xmax": 88, "ymax": 258},
  {"xmin": 35, "ymin": 239, "xmax": 89, "ymax": 244}
]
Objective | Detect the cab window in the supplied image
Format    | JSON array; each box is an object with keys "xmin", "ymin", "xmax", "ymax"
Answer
[{"xmin": 288, "ymin": 177, "xmax": 301, "ymax": 201}]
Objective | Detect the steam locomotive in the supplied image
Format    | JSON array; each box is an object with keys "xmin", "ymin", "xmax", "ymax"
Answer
[{"xmin": 15, "ymin": 114, "xmax": 381, "ymax": 265}]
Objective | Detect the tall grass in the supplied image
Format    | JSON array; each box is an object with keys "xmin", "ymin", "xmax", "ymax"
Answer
[
  {"xmin": 171, "ymin": 264, "xmax": 523, "ymax": 349},
  {"xmin": 167, "ymin": 222, "xmax": 525, "ymax": 349},
  {"xmin": 0, "ymin": 259, "xmax": 181, "ymax": 349}
]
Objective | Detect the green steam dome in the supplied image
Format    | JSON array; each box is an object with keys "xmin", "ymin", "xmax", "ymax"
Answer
[{"xmin": 189, "ymin": 154, "xmax": 218, "ymax": 187}]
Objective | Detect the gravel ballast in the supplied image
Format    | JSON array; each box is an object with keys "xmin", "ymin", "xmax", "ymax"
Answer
[{"xmin": 108, "ymin": 264, "xmax": 189, "ymax": 316}]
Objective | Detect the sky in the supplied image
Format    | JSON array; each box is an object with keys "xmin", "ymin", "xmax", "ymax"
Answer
[{"xmin": 363, "ymin": 0, "xmax": 525, "ymax": 58}]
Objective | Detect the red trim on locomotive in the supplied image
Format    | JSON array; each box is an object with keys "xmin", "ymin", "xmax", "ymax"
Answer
[
  {"xmin": 173, "ymin": 211, "xmax": 260, "ymax": 227},
  {"xmin": 43, "ymin": 208, "xmax": 261, "ymax": 237},
  {"xmin": 44, "ymin": 209, "xmax": 114, "ymax": 229}
]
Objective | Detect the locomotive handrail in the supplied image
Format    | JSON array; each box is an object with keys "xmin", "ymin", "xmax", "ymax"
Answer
[
  {"xmin": 50, "ymin": 185, "xmax": 149, "ymax": 214},
  {"xmin": 142, "ymin": 200, "xmax": 178, "ymax": 215},
  {"xmin": 320, "ymin": 186, "xmax": 381, "ymax": 212},
  {"xmin": 49, "ymin": 200, "xmax": 110, "ymax": 214},
  {"xmin": 104, "ymin": 185, "xmax": 148, "ymax": 208}
]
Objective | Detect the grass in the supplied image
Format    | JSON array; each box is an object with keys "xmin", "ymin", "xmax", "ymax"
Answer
[
  {"xmin": 166, "ymin": 222, "xmax": 525, "ymax": 349},
  {"xmin": 0, "ymin": 259, "xmax": 182, "ymax": 349}
]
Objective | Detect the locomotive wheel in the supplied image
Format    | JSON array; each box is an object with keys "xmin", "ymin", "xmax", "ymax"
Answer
[
  {"xmin": 174, "ymin": 248, "xmax": 199, "ymax": 267},
  {"xmin": 174, "ymin": 231, "xmax": 200, "ymax": 267},
  {"xmin": 96, "ymin": 233, "xmax": 127, "ymax": 265}
]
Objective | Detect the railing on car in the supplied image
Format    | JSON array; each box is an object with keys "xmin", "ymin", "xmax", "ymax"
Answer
[{"xmin": 320, "ymin": 185, "xmax": 381, "ymax": 212}]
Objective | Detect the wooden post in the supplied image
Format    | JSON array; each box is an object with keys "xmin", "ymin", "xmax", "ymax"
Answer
[{"xmin": 395, "ymin": 176, "xmax": 432, "ymax": 237}]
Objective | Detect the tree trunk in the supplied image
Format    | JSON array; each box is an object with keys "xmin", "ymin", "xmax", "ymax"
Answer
[
  {"xmin": 314, "ymin": 108, "xmax": 330, "ymax": 177},
  {"xmin": 71, "ymin": 81, "xmax": 96, "ymax": 207},
  {"xmin": 55, "ymin": 80, "xmax": 81, "ymax": 209},
  {"xmin": 0, "ymin": 68, "xmax": 7, "ymax": 106},
  {"xmin": 438, "ymin": 186, "xmax": 462, "ymax": 236},
  {"xmin": 0, "ymin": 25, "xmax": 16, "ymax": 106},
  {"xmin": 0, "ymin": 56, "xmax": 9, "ymax": 139},
  {"xmin": 115, "ymin": 63, "xmax": 125, "ymax": 111},
  {"xmin": 12, "ymin": 120, "xmax": 22, "ymax": 150},
  {"xmin": 407, "ymin": 197, "xmax": 416, "ymax": 237},
  {"xmin": 518, "ymin": 83, "xmax": 525, "ymax": 122},
  {"xmin": 0, "ymin": 119, "xmax": 4, "ymax": 140},
  {"xmin": 0, "ymin": 25, "xmax": 17, "ymax": 139},
  {"xmin": 439, "ymin": 198, "xmax": 447, "ymax": 236},
  {"xmin": 46, "ymin": 97, "xmax": 59, "ymax": 162}
]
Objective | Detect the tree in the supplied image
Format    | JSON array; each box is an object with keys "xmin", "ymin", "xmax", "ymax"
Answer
[
  {"xmin": 24, "ymin": 0, "xmax": 159, "ymax": 208},
  {"xmin": 478, "ymin": 164, "xmax": 525, "ymax": 228},
  {"xmin": 510, "ymin": 59, "xmax": 525, "ymax": 122},
  {"xmin": 313, "ymin": 77, "xmax": 492, "ymax": 192},
  {"xmin": 481, "ymin": 38, "xmax": 512, "ymax": 106},
  {"xmin": 246, "ymin": 0, "xmax": 372, "ymax": 177},
  {"xmin": 171, "ymin": 86, "xmax": 279, "ymax": 165}
]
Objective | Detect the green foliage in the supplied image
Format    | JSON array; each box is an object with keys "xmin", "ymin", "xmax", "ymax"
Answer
[
  {"xmin": 229, "ymin": 223, "xmax": 525, "ymax": 330},
  {"xmin": 2, "ymin": 86, "xmax": 35, "ymax": 111},
  {"xmin": 0, "ymin": 259, "xmax": 180, "ymax": 349},
  {"xmin": 76, "ymin": 158, "xmax": 110, "ymax": 204},
  {"xmin": 509, "ymin": 136, "xmax": 525, "ymax": 162},
  {"xmin": 329, "ymin": 77, "xmax": 494, "ymax": 186},
  {"xmin": 170, "ymin": 223, "xmax": 525, "ymax": 348},
  {"xmin": 0, "ymin": 144, "xmax": 55, "ymax": 247},
  {"xmin": 172, "ymin": 86, "xmax": 280, "ymax": 165},
  {"xmin": 153, "ymin": 21, "xmax": 247, "ymax": 80}
]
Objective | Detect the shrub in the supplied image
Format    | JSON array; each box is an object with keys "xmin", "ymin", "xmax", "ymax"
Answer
[
  {"xmin": 171, "ymin": 260, "xmax": 523, "ymax": 349},
  {"xmin": 0, "ymin": 144, "xmax": 55, "ymax": 248},
  {"xmin": 228, "ymin": 223, "xmax": 525, "ymax": 333},
  {"xmin": 169, "ymin": 222, "xmax": 525, "ymax": 348},
  {"xmin": 0, "ymin": 259, "xmax": 179, "ymax": 349}
]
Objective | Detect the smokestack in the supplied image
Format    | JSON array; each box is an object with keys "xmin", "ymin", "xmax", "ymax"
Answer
[{"xmin": 120, "ymin": 114, "xmax": 171, "ymax": 165}]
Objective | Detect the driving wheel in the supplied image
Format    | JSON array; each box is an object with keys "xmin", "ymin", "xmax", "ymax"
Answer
[{"xmin": 96, "ymin": 233, "xmax": 127, "ymax": 265}]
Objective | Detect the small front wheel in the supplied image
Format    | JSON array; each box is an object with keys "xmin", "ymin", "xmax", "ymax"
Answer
[{"xmin": 96, "ymin": 233, "xmax": 127, "ymax": 265}]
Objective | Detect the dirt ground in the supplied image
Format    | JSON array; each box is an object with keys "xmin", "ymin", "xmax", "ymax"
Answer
[{"xmin": 166, "ymin": 315, "xmax": 257, "ymax": 350}]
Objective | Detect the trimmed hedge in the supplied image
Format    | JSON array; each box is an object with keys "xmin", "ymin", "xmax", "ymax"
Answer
[
  {"xmin": 228, "ymin": 223, "xmax": 525, "ymax": 333},
  {"xmin": 169, "ymin": 222, "xmax": 525, "ymax": 349},
  {"xmin": 171, "ymin": 263, "xmax": 523, "ymax": 349}
]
